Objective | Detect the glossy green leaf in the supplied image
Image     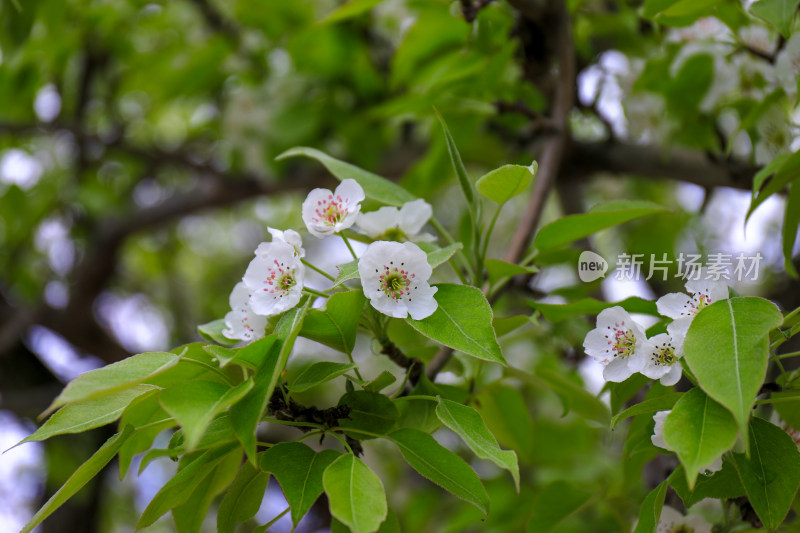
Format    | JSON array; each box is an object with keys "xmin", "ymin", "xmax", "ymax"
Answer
[
  {"xmin": 435, "ymin": 109, "xmax": 475, "ymax": 208},
  {"xmin": 610, "ymin": 392, "xmax": 682, "ymax": 429},
  {"xmin": 663, "ymin": 388, "xmax": 738, "ymax": 489},
  {"xmin": 137, "ymin": 443, "xmax": 238, "ymax": 528},
  {"xmin": 750, "ymin": 0, "xmax": 799, "ymax": 37},
  {"xmin": 364, "ymin": 371, "xmax": 397, "ymax": 392},
  {"xmin": 435, "ymin": 398, "xmax": 520, "ymax": 490},
  {"xmin": 261, "ymin": 442, "xmax": 342, "ymax": 527},
  {"xmin": 529, "ymin": 296, "xmax": 659, "ymax": 323},
  {"xmin": 684, "ymin": 297, "xmax": 783, "ymax": 442},
  {"xmin": 198, "ymin": 319, "xmax": 238, "ymax": 346},
  {"xmin": 337, "ymin": 390, "xmax": 398, "ymax": 439},
  {"xmin": 493, "ymin": 315, "xmax": 531, "ymax": 337},
  {"xmin": 528, "ymin": 367, "xmax": 610, "ymax": 425},
  {"xmin": 333, "ymin": 260, "xmax": 360, "ymax": 287},
  {"xmin": 749, "ymin": 150, "xmax": 800, "ymax": 219},
  {"xmin": 773, "ymin": 390, "xmax": 800, "ymax": 430},
  {"xmin": 300, "ymin": 289, "xmax": 365, "ymax": 353},
  {"xmin": 476, "ymin": 163, "xmax": 536, "ymax": 204},
  {"xmin": 20, "ymin": 426, "xmax": 133, "ymax": 533},
  {"xmin": 526, "ymin": 480, "xmax": 594, "ymax": 533},
  {"xmin": 277, "ymin": 147, "xmax": 415, "ymax": 207},
  {"xmin": 323, "ymin": 454, "xmax": 388, "ymax": 533},
  {"xmin": 217, "ymin": 462, "xmax": 270, "ymax": 533},
  {"xmin": 173, "ymin": 447, "xmax": 242, "ymax": 533},
  {"xmin": 45, "ymin": 351, "xmax": 180, "ymax": 414},
  {"xmin": 668, "ymin": 459, "xmax": 745, "ymax": 508},
  {"xmin": 407, "ymin": 284, "xmax": 505, "ymax": 364},
  {"xmin": 534, "ymin": 200, "xmax": 668, "ymax": 251},
  {"xmin": 231, "ymin": 334, "xmax": 279, "ymax": 370},
  {"xmin": 288, "ymin": 362, "xmax": 357, "ymax": 392},
  {"xmin": 485, "ymin": 259, "xmax": 537, "ymax": 286},
  {"xmin": 732, "ymin": 417, "xmax": 800, "ymax": 529},
  {"xmin": 203, "ymin": 344, "xmax": 239, "ymax": 367},
  {"xmin": 159, "ymin": 379, "xmax": 254, "ymax": 450},
  {"xmin": 389, "ymin": 428, "xmax": 489, "ymax": 515},
  {"xmin": 19, "ymin": 385, "xmax": 156, "ymax": 445},
  {"xmin": 118, "ymin": 393, "xmax": 175, "ymax": 479},
  {"xmin": 632, "ymin": 480, "xmax": 668, "ymax": 533}
]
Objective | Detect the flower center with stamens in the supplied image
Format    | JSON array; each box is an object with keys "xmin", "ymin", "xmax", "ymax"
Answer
[
  {"xmin": 313, "ymin": 194, "xmax": 349, "ymax": 227},
  {"xmin": 609, "ymin": 325, "xmax": 636, "ymax": 358},
  {"xmin": 263, "ymin": 260, "xmax": 296, "ymax": 296},
  {"xmin": 651, "ymin": 343, "xmax": 677, "ymax": 366},
  {"xmin": 379, "ymin": 264, "xmax": 412, "ymax": 300}
]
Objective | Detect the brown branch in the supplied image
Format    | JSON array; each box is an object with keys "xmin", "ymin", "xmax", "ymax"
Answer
[
  {"xmin": 460, "ymin": 0, "xmax": 495, "ymax": 23},
  {"xmin": 378, "ymin": 337, "xmax": 423, "ymax": 387}
]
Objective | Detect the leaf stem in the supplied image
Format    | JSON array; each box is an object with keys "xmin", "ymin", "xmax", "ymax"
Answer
[
  {"xmin": 259, "ymin": 507, "xmax": 290, "ymax": 531},
  {"xmin": 776, "ymin": 350, "xmax": 800, "ymax": 360},
  {"xmin": 301, "ymin": 258, "xmax": 335, "ymax": 281},
  {"xmin": 430, "ymin": 217, "xmax": 472, "ymax": 282},
  {"xmin": 303, "ymin": 287, "xmax": 329, "ymax": 299}
]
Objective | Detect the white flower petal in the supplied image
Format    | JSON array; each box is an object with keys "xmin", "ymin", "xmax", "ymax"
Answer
[
  {"xmin": 651, "ymin": 410, "xmax": 671, "ymax": 450},
  {"xmin": 603, "ymin": 356, "xmax": 634, "ymax": 382},
  {"xmin": 659, "ymin": 364, "xmax": 683, "ymax": 386},
  {"xmin": 657, "ymin": 506, "xmax": 685, "ymax": 533},
  {"xmin": 656, "ymin": 292, "xmax": 694, "ymax": 320},
  {"xmin": 357, "ymin": 207, "xmax": 400, "ymax": 238},
  {"xmin": 685, "ymin": 276, "xmax": 729, "ymax": 303},
  {"xmin": 583, "ymin": 328, "xmax": 612, "ymax": 357},
  {"xmin": 596, "ymin": 306, "xmax": 633, "ymax": 329},
  {"xmin": 667, "ymin": 318, "xmax": 692, "ymax": 344},
  {"xmin": 398, "ymin": 199, "xmax": 433, "ymax": 236},
  {"xmin": 335, "ymin": 178, "xmax": 366, "ymax": 205},
  {"xmin": 244, "ymin": 242, "xmax": 304, "ymax": 316},
  {"xmin": 301, "ymin": 180, "xmax": 365, "ymax": 238},
  {"xmin": 268, "ymin": 227, "xmax": 305, "ymax": 257},
  {"xmin": 223, "ymin": 282, "xmax": 267, "ymax": 343},
  {"xmin": 357, "ymin": 240, "xmax": 437, "ymax": 320}
]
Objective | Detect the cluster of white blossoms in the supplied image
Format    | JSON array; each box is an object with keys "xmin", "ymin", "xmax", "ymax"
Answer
[
  {"xmin": 656, "ymin": 505, "xmax": 713, "ymax": 533},
  {"xmin": 583, "ymin": 274, "xmax": 729, "ymax": 385},
  {"xmin": 223, "ymin": 179, "xmax": 439, "ymax": 343}
]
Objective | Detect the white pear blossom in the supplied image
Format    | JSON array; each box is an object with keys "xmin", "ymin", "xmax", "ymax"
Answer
[
  {"xmin": 243, "ymin": 241, "xmax": 305, "ymax": 316},
  {"xmin": 583, "ymin": 306, "xmax": 647, "ymax": 382},
  {"xmin": 652, "ymin": 410, "xmax": 723, "ymax": 473},
  {"xmin": 301, "ymin": 179, "xmax": 365, "ymax": 238},
  {"xmin": 754, "ymin": 104, "xmax": 793, "ymax": 165},
  {"xmin": 223, "ymin": 282, "xmax": 267, "ymax": 343},
  {"xmin": 775, "ymin": 32, "xmax": 800, "ymax": 99},
  {"xmin": 356, "ymin": 199, "xmax": 435, "ymax": 242},
  {"xmin": 657, "ymin": 505, "xmax": 713, "ymax": 533},
  {"xmin": 629, "ymin": 333, "xmax": 684, "ymax": 386},
  {"xmin": 357, "ymin": 240, "xmax": 438, "ymax": 320},
  {"xmin": 656, "ymin": 275, "xmax": 729, "ymax": 344},
  {"xmin": 262, "ymin": 227, "xmax": 305, "ymax": 258}
]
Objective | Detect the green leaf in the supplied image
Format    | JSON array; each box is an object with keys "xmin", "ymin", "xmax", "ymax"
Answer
[
  {"xmin": 526, "ymin": 480, "xmax": 594, "ymax": 533},
  {"xmin": 323, "ymin": 454, "xmax": 388, "ymax": 533},
  {"xmin": 365, "ymin": 371, "xmax": 397, "ymax": 392},
  {"xmin": 198, "ymin": 319, "xmax": 238, "ymax": 346},
  {"xmin": 232, "ymin": 334, "xmax": 279, "ymax": 370},
  {"xmin": 18, "ymin": 385, "xmax": 156, "ymax": 445},
  {"xmin": 159, "ymin": 379, "xmax": 254, "ymax": 450},
  {"xmin": 217, "ymin": 462, "xmax": 270, "ymax": 533},
  {"xmin": 528, "ymin": 366, "xmax": 610, "ymax": 425},
  {"xmin": 632, "ymin": 480, "xmax": 668, "ymax": 533},
  {"xmin": 45, "ymin": 351, "xmax": 179, "ymax": 414},
  {"xmin": 668, "ymin": 459, "xmax": 745, "ymax": 508},
  {"xmin": 389, "ymin": 428, "xmax": 489, "ymax": 515},
  {"xmin": 610, "ymin": 392, "xmax": 682, "ymax": 429},
  {"xmin": 173, "ymin": 447, "xmax": 242, "ymax": 533},
  {"xmin": 277, "ymin": 147, "xmax": 416, "ymax": 207},
  {"xmin": 683, "ymin": 297, "xmax": 783, "ymax": 443},
  {"xmin": 19, "ymin": 426, "xmax": 134, "ymax": 533},
  {"xmin": 732, "ymin": 417, "xmax": 800, "ymax": 529},
  {"xmin": 118, "ymin": 393, "xmax": 175, "ymax": 480},
  {"xmin": 203, "ymin": 344, "xmax": 239, "ymax": 367},
  {"xmin": 663, "ymin": 388, "xmax": 738, "ymax": 489},
  {"xmin": 287, "ymin": 362, "xmax": 357, "ymax": 392},
  {"xmin": 773, "ymin": 391, "xmax": 800, "ymax": 429},
  {"xmin": 529, "ymin": 296, "xmax": 659, "ymax": 323},
  {"xmin": 475, "ymin": 385, "xmax": 535, "ymax": 464},
  {"xmin": 534, "ymin": 200, "xmax": 668, "ymax": 252},
  {"xmin": 137, "ymin": 443, "xmax": 239, "ymax": 528},
  {"xmin": 261, "ymin": 442, "xmax": 342, "ymax": 527},
  {"xmin": 782, "ymin": 183, "xmax": 800, "ymax": 277},
  {"xmin": 232, "ymin": 300, "xmax": 309, "ymax": 464},
  {"xmin": 333, "ymin": 260, "xmax": 360, "ymax": 287},
  {"xmin": 749, "ymin": 0, "xmax": 799, "ymax": 37},
  {"xmin": 485, "ymin": 259, "xmax": 537, "ymax": 286},
  {"xmin": 407, "ymin": 284, "xmax": 505, "ymax": 364},
  {"xmin": 434, "ymin": 109, "xmax": 475, "ymax": 208},
  {"xmin": 476, "ymin": 163, "xmax": 536, "ymax": 204},
  {"xmin": 749, "ymin": 150, "xmax": 800, "ymax": 220},
  {"xmin": 300, "ymin": 289, "xmax": 365, "ymax": 353},
  {"xmin": 320, "ymin": 0, "xmax": 384, "ymax": 24},
  {"xmin": 493, "ymin": 315, "xmax": 531, "ymax": 337},
  {"xmin": 337, "ymin": 390, "xmax": 398, "ymax": 439},
  {"xmin": 435, "ymin": 398, "xmax": 520, "ymax": 490}
]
